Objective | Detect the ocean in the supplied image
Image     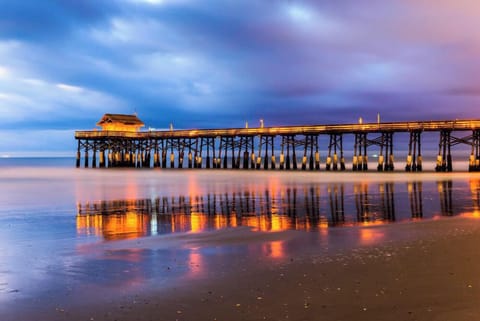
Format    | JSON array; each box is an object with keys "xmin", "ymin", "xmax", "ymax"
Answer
[{"xmin": 1, "ymin": 158, "xmax": 480, "ymax": 318}]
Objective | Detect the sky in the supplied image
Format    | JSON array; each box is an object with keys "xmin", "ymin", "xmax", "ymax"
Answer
[{"xmin": 1, "ymin": 0, "xmax": 480, "ymax": 155}]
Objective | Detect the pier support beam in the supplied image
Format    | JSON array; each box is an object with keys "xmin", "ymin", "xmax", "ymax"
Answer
[
  {"xmin": 436, "ymin": 130, "xmax": 452, "ymax": 172},
  {"xmin": 406, "ymin": 131, "xmax": 422, "ymax": 172},
  {"xmin": 241, "ymin": 136, "xmax": 251, "ymax": 170},
  {"xmin": 377, "ymin": 132, "xmax": 394, "ymax": 171},
  {"xmin": 206, "ymin": 138, "xmax": 212, "ymax": 169},
  {"xmin": 281, "ymin": 135, "xmax": 298, "ymax": 170},
  {"xmin": 197, "ymin": 138, "xmax": 204, "ymax": 169},
  {"xmin": 469, "ymin": 130, "xmax": 480, "ymax": 172},
  {"xmin": 99, "ymin": 149, "xmax": 105, "ymax": 168},
  {"xmin": 263, "ymin": 137, "xmax": 270, "ymax": 169},
  {"xmin": 315, "ymin": 136, "xmax": 321, "ymax": 170},
  {"xmin": 92, "ymin": 143, "xmax": 97, "ymax": 168},
  {"xmin": 169, "ymin": 140, "xmax": 175, "ymax": 168},
  {"xmin": 160, "ymin": 140, "xmax": 166, "ymax": 168},
  {"xmin": 76, "ymin": 140, "xmax": 81, "ymax": 168},
  {"xmin": 188, "ymin": 139, "xmax": 193, "ymax": 169},
  {"xmin": 326, "ymin": 134, "xmax": 344, "ymax": 171},
  {"xmin": 231, "ymin": 137, "xmax": 237, "ymax": 169},
  {"xmin": 301, "ymin": 138, "xmax": 308, "ymax": 171},
  {"xmin": 292, "ymin": 136, "xmax": 298, "ymax": 170},
  {"xmin": 270, "ymin": 137, "xmax": 276, "ymax": 169},
  {"xmin": 352, "ymin": 134, "xmax": 358, "ymax": 171},
  {"xmin": 154, "ymin": 141, "xmax": 160, "ymax": 168},
  {"xmin": 256, "ymin": 136, "xmax": 262, "ymax": 170},
  {"xmin": 84, "ymin": 141, "xmax": 89, "ymax": 168},
  {"xmin": 353, "ymin": 134, "xmax": 368, "ymax": 171}
]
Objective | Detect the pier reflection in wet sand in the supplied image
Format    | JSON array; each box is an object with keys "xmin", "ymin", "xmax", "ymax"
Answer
[{"xmin": 77, "ymin": 179, "xmax": 473, "ymax": 241}]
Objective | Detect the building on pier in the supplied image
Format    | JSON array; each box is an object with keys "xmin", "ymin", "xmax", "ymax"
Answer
[{"xmin": 96, "ymin": 113, "xmax": 144, "ymax": 132}]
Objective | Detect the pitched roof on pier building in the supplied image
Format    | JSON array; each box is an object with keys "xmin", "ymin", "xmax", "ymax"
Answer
[{"xmin": 96, "ymin": 114, "xmax": 144, "ymax": 132}]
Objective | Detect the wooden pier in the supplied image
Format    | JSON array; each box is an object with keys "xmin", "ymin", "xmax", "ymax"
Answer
[{"xmin": 75, "ymin": 115, "xmax": 480, "ymax": 172}]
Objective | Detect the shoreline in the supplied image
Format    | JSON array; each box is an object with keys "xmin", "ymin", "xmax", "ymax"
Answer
[{"xmin": 4, "ymin": 216, "xmax": 480, "ymax": 321}]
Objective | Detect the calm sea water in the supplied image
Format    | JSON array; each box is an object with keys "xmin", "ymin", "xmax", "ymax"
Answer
[{"xmin": 1, "ymin": 158, "xmax": 480, "ymax": 314}]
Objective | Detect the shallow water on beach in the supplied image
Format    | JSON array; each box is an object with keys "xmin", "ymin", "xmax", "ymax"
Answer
[{"xmin": 1, "ymin": 160, "xmax": 480, "ymax": 315}]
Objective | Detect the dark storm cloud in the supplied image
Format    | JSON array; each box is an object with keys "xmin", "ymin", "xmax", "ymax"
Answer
[
  {"xmin": 1, "ymin": 0, "xmax": 480, "ymax": 154},
  {"xmin": 0, "ymin": 0, "xmax": 118, "ymax": 41}
]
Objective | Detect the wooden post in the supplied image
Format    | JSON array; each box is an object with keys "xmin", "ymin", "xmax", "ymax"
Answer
[
  {"xmin": 263, "ymin": 137, "xmax": 269, "ymax": 170},
  {"xmin": 447, "ymin": 131, "xmax": 452, "ymax": 172},
  {"xmin": 178, "ymin": 147, "xmax": 184, "ymax": 169},
  {"xmin": 301, "ymin": 138, "xmax": 307, "ymax": 170},
  {"xmin": 188, "ymin": 139, "xmax": 193, "ymax": 169},
  {"xmin": 84, "ymin": 141, "xmax": 89, "ymax": 168},
  {"xmin": 388, "ymin": 133, "xmax": 394, "ymax": 171},
  {"xmin": 333, "ymin": 135, "xmax": 338, "ymax": 171},
  {"xmin": 212, "ymin": 138, "xmax": 217, "ymax": 169},
  {"xmin": 99, "ymin": 149, "xmax": 105, "ymax": 168},
  {"xmin": 279, "ymin": 137, "xmax": 285, "ymax": 170},
  {"xmin": 286, "ymin": 137, "xmax": 291, "ymax": 170},
  {"xmin": 417, "ymin": 133, "xmax": 422, "ymax": 172},
  {"xmin": 352, "ymin": 134, "xmax": 358, "ymax": 171},
  {"xmin": 92, "ymin": 142, "xmax": 97, "ymax": 168},
  {"xmin": 76, "ymin": 140, "xmax": 81, "ymax": 168},
  {"xmin": 292, "ymin": 137, "xmax": 297, "ymax": 170},
  {"xmin": 231, "ymin": 137, "xmax": 236, "ymax": 169},
  {"xmin": 197, "ymin": 138, "xmax": 203, "ymax": 169},
  {"xmin": 378, "ymin": 133, "xmax": 385, "ymax": 172},
  {"xmin": 217, "ymin": 138, "xmax": 223, "ymax": 169},
  {"xmin": 206, "ymin": 138, "xmax": 211, "ymax": 169},
  {"xmin": 340, "ymin": 135, "xmax": 345, "ymax": 171},
  {"xmin": 242, "ymin": 137, "xmax": 249, "ymax": 169},
  {"xmin": 271, "ymin": 137, "xmax": 276, "ymax": 170},
  {"xmin": 406, "ymin": 132, "xmax": 413, "ymax": 171},
  {"xmin": 256, "ymin": 136, "xmax": 262, "ymax": 170},
  {"xmin": 309, "ymin": 136, "xmax": 314, "ymax": 170},
  {"xmin": 362, "ymin": 133, "xmax": 368, "ymax": 171},
  {"xmin": 170, "ymin": 143, "xmax": 175, "ymax": 168},
  {"xmin": 223, "ymin": 138, "xmax": 228, "ymax": 169}
]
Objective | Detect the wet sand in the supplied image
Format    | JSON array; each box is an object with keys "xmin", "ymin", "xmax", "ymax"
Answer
[{"xmin": 5, "ymin": 216, "xmax": 480, "ymax": 321}]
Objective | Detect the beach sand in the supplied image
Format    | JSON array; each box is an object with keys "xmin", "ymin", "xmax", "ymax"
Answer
[{"xmin": 5, "ymin": 217, "xmax": 480, "ymax": 321}]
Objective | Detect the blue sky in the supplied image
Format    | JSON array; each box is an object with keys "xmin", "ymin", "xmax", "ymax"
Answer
[{"xmin": 1, "ymin": 0, "xmax": 480, "ymax": 155}]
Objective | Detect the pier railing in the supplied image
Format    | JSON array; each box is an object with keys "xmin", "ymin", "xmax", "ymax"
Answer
[{"xmin": 76, "ymin": 119, "xmax": 480, "ymax": 139}]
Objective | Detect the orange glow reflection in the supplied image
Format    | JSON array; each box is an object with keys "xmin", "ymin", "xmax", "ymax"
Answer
[
  {"xmin": 77, "ymin": 198, "xmax": 150, "ymax": 240},
  {"xmin": 242, "ymin": 214, "xmax": 290, "ymax": 232},
  {"xmin": 359, "ymin": 227, "xmax": 385, "ymax": 246},
  {"xmin": 262, "ymin": 241, "xmax": 285, "ymax": 259},
  {"xmin": 468, "ymin": 180, "xmax": 480, "ymax": 218},
  {"xmin": 77, "ymin": 211, "xmax": 149, "ymax": 241},
  {"xmin": 186, "ymin": 250, "xmax": 205, "ymax": 278},
  {"xmin": 190, "ymin": 213, "xmax": 205, "ymax": 233}
]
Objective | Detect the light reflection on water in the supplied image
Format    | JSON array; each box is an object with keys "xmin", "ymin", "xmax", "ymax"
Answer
[{"xmin": 75, "ymin": 179, "xmax": 480, "ymax": 241}]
